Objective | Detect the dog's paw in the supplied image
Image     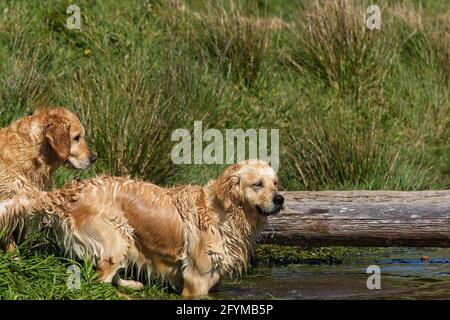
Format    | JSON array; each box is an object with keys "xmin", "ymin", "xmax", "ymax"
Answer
[{"xmin": 117, "ymin": 279, "xmax": 144, "ymax": 290}]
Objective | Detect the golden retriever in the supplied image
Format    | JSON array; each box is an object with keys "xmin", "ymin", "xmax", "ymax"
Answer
[
  {"xmin": 0, "ymin": 107, "xmax": 96, "ymax": 251},
  {"xmin": 0, "ymin": 160, "xmax": 283, "ymax": 296}
]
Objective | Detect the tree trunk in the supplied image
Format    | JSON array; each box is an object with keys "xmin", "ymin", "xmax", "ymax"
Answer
[{"xmin": 261, "ymin": 191, "xmax": 450, "ymax": 247}]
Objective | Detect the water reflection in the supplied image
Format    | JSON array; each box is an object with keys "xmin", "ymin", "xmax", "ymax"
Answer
[{"xmin": 213, "ymin": 248, "xmax": 450, "ymax": 299}]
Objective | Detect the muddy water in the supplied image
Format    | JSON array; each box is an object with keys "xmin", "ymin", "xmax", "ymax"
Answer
[{"xmin": 213, "ymin": 248, "xmax": 450, "ymax": 300}]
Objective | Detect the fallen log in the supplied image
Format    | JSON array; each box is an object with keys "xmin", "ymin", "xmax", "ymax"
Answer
[{"xmin": 261, "ymin": 190, "xmax": 450, "ymax": 247}]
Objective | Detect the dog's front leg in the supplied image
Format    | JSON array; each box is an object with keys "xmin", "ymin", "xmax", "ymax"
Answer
[
  {"xmin": 181, "ymin": 275, "xmax": 210, "ymax": 297},
  {"xmin": 4, "ymin": 236, "xmax": 17, "ymax": 253},
  {"xmin": 181, "ymin": 268, "xmax": 220, "ymax": 297}
]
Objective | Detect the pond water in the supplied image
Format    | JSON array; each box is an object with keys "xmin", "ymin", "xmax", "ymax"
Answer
[{"xmin": 213, "ymin": 248, "xmax": 450, "ymax": 300}]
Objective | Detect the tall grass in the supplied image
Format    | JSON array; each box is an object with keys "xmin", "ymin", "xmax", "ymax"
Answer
[
  {"xmin": 282, "ymin": 0, "xmax": 395, "ymax": 101},
  {"xmin": 0, "ymin": 231, "xmax": 173, "ymax": 299},
  {"xmin": 276, "ymin": 0, "xmax": 448, "ymax": 190},
  {"xmin": 191, "ymin": 1, "xmax": 273, "ymax": 88},
  {"xmin": 0, "ymin": 36, "xmax": 51, "ymax": 125},
  {"xmin": 0, "ymin": 0, "xmax": 446, "ymax": 190},
  {"xmin": 393, "ymin": 2, "xmax": 450, "ymax": 85},
  {"xmin": 282, "ymin": 113, "xmax": 434, "ymax": 190},
  {"xmin": 61, "ymin": 46, "xmax": 228, "ymax": 183}
]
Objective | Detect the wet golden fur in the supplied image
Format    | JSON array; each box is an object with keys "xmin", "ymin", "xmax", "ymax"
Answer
[
  {"xmin": 0, "ymin": 107, "xmax": 95, "ymax": 250},
  {"xmin": 0, "ymin": 160, "xmax": 283, "ymax": 296}
]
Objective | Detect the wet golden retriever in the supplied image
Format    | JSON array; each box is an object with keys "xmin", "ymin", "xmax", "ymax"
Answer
[
  {"xmin": 0, "ymin": 160, "xmax": 283, "ymax": 296},
  {"xmin": 0, "ymin": 107, "xmax": 96, "ymax": 251}
]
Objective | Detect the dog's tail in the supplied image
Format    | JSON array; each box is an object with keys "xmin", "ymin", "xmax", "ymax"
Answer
[{"xmin": 0, "ymin": 189, "xmax": 72, "ymax": 238}]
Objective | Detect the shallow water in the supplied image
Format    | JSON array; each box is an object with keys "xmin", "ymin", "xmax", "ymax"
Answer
[{"xmin": 213, "ymin": 248, "xmax": 450, "ymax": 300}]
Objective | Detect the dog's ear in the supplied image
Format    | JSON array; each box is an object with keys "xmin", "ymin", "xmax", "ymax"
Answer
[
  {"xmin": 44, "ymin": 114, "xmax": 71, "ymax": 160},
  {"xmin": 213, "ymin": 164, "xmax": 242, "ymax": 211}
]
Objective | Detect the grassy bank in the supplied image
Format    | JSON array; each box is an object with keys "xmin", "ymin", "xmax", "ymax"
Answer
[{"xmin": 0, "ymin": 0, "xmax": 449, "ymax": 299}]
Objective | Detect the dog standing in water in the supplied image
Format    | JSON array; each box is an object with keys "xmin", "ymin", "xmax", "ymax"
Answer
[{"xmin": 0, "ymin": 160, "xmax": 283, "ymax": 296}]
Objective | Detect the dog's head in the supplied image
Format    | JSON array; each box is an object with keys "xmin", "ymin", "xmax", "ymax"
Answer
[
  {"xmin": 41, "ymin": 108, "xmax": 96, "ymax": 169},
  {"xmin": 212, "ymin": 160, "xmax": 284, "ymax": 216}
]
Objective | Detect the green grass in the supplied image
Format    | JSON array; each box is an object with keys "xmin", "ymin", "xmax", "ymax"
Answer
[
  {"xmin": 0, "ymin": 0, "xmax": 449, "ymax": 299},
  {"xmin": 0, "ymin": 231, "xmax": 177, "ymax": 300},
  {"xmin": 255, "ymin": 245, "xmax": 397, "ymax": 265}
]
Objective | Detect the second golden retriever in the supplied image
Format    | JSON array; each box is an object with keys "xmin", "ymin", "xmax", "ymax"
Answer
[
  {"xmin": 0, "ymin": 160, "xmax": 283, "ymax": 296},
  {"xmin": 0, "ymin": 107, "xmax": 96, "ymax": 250}
]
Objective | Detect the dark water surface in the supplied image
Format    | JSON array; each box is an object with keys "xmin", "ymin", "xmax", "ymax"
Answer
[{"xmin": 213, "ymin": 248, "xmax": 450, "ymax": 299}]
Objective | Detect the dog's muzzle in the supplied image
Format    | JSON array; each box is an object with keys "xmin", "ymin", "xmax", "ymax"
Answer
[
  {"xmin": 89, "ymin": 153, "xmax": 97, "ymax": 164},
  {"xmin": 273, "ymin": 194, "xmax": 284, "ymax": 206}
]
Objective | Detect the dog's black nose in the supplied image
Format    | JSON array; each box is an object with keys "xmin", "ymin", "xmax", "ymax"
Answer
[
  {"xmin": 89, "ymin": 154, "xmax": 97, "ymax": 163},
  {"xmin": 273, "ymin": 194, "xmax": 284, "ymax": 206}
]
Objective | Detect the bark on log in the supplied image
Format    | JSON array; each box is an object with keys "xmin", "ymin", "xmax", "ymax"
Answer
[{"xmin": 260, "ymin": 191, "xmax": 450, "ymax": 247}]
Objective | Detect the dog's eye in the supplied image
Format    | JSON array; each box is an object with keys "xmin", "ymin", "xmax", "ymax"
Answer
[
  {"xmin": 74, "ymin": 135, "xmax": 81, "ymax": 142},
  {"xmin": 253, "ymin": 181, "xmax": 263, "ymax": 188}
]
